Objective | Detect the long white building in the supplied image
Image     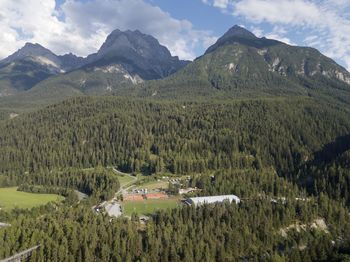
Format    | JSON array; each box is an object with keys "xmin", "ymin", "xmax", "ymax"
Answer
[{"xmin": 186, "ymin": 195, "xmax": 240, "ymax": 206}]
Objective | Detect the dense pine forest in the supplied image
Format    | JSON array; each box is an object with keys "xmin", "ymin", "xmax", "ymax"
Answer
[
  {"xmin": 0, "ymin": 96, "xmax": 349, "ymax": 176},
  {"xmin": 17, "ymin": 168, "xmax": 120, "ymax": 201},
  {"xmin": 2, "ymin": 14, "xmax": 350, "ymax": 261},
  {"xmin": 0, "ymin": 95, "xmax": 350, "ymax": 260},
  {"xmin": 1, "ymin": 167, "xmax": 350, "ymax": 261}
]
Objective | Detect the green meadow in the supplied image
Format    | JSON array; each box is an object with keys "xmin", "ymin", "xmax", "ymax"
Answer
[
  {"xmin": 122, "ymin": 198, "xmax": 179, "ymax": 216},
  {"xmin": 0, "ymin": 187, "xmax": 64, "ymax": 210}
]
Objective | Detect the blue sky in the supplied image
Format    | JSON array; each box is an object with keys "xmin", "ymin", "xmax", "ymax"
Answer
[{"xmin": 0, "ymin": 0, "xmax": 350, "ymax": 69}]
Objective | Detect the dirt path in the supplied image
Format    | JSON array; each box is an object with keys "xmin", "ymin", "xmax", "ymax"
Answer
[{"xmin": 112, "ymin": 167, "xmax": 138, "ymax": 196}]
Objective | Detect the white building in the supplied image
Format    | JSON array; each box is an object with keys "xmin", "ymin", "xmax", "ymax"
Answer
[{"xmin": 187, "ymin": 195, "xmax": 240, "ymax": 206}]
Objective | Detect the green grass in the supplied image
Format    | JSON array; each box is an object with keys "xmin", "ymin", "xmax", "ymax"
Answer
[
  {"xmin": 122, "ymin": 198, "xmax": 179, "ymax": 216},
  {"xmin": 134, "ymin": 180, "xmax": 169, "ymax": 190},
  {"xmin": 0, "ymin": 187, "xmax": 64, "ymax": 210},
  {"xmin": 117, "ymin": 175, "xmax": 136, "ymax": 187}
]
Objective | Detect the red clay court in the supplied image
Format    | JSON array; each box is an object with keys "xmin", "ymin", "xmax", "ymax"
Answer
[
  {"xmin": 144, "ymin": 192, "xmax": 168, "ymax": 199},
  {"xmin": 124, "ymin": 194, "xmax": 144, "ymax": 201}
]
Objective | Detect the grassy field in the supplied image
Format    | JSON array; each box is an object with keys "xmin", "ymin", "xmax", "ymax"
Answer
[
  {"xmin": 134, "ymin": 180, "xmax": 169, "ymax": 190},
  {"xmin": 117, "ymin": 174, "xmax": 136, "ymax": 187},
  {"xmin": 122, "ymin": 198, "xmax": 179, "ymax": 216},
  {"xmin": 0, "ymin": 187, "xmax": 64, "ymax": 210}
]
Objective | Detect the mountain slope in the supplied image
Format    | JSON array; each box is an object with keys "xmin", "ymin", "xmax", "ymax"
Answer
[
  {"xmin": 0, "ymin": 29, "xmax": 189, "ymax": 113},
  {"xmin": 2, "ymin": 25, "xmax": 350, "ymax": 119},
  {"xmin": 136, "ymin": 26, "xmax": 350, "ymax": 104},
  {"xmin": 0, "ymin": 43, "xmax": 84, "ymax": 96},
  {"xmin": 18, "ymin": 29, "xmax": 189, "ymax": 98}
]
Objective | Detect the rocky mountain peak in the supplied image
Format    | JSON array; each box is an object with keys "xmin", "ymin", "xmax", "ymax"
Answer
[
  {"xmin": 97, "ymin": 29, "xmax": 172, "ymax": 60},
  {"xmin": 205, "ymin": 25, "xmax": 281, "ymax": 54},
  {"xmin": 85, "ymin": 29, "xmax": 189, "ymax": 80},
  {"xmin": 222, "ymin": 25, "xmax": 257, "ymax": 40},
  {"xmin": 1, "ymin": 42, "xmax": 58, "ymax": 65}
]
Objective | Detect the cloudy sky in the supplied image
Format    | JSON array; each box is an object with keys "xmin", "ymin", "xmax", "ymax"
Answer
[{"xmin": 1, "ymin": 0, "xmax": 350, "ymax": 69}]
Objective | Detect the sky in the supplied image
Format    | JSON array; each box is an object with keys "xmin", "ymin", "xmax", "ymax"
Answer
[{"xmin": 0, "ymin": 0, "xmax": 350, "ymax": 70}]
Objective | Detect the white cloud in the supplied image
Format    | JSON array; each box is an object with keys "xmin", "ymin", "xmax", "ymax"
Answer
[
  {"xmin": 213, "ymin": 0, "xmax": 230, "ymax": 9},
  {"xmin": 236, "ymin": 0, "xmax": 350, "ymax": 70},
  {"xmin": 202, "ymin": 0, "xmax": 231, "ymax": 9},
  {"xmin": 0, "ymin": 0, "xmax": 215, "ymax": 61},
  {"xmin": 265, "ymin": 26, "xmax": 295, "ymax": 45},
  {"xmin": 234, "ymin": 0, "xmax": 322, "ymax": 26}
]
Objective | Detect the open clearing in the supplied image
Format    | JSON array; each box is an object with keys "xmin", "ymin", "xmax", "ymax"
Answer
[
  {"xmin": 122, "ymin": 198, "xmax": 179, "ymax": 216},
  {"xmin": 0, "ymin": 187, "xmax": 64, "ymax": 210},
  {"xmin": 117, "ymin": 175, "xmax": 136, "ymax": 187},
  {"xmin": 134, "ymin": 180, "xmax": 169, "ymax": 190}
]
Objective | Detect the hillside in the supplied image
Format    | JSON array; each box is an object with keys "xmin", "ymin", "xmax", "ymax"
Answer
[
  {"xmin": 1, "ymin": 95, "xmax": 350, "ymax": 260},
  {"xmin": 135, "ymin": 26, "xmax": 350, "ymax": 106},
  {"xmin": 297, "ymin": 134, "xmax": 350, "ymax": 205},
  {"xmin": 0, "ymin": 96, "xmax": 349, "ymax": 178}
]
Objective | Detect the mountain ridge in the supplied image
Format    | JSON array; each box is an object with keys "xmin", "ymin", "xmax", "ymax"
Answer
[
  {"xmin": 134, "ymin": 25, "xmax": 350, "ymax": 104},
  {"xmin": 0, "ymin": 42, "xmax": 84, "ymax": 72},
  {"xmin": 0, "ymin": 29, "xmax": 189, "ymax": 97},
  {"xmin": 1, "ymin": 25, "xmax": 350, "ymax": 117}
]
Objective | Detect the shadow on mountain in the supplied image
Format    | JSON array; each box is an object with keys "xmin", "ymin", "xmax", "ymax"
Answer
[{"xmin": 312, "ymin": 133, "xmax": 350, "ymax": 164}]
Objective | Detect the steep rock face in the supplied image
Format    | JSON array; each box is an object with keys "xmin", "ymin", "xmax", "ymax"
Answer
[
  {"xmin": 84, "ymin": 29, "xmax": 189, "ymax": 80},
  {"xmin": 58, "ymin": 53, "xmax": 85, "ymax": 72}
]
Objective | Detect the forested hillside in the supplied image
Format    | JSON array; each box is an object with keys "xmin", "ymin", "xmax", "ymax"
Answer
[
  {"xmin": 298, "ymin": 140, "xmax": 350, "ymax": 206},
  {"xmin": 1, "ymin": 24, "xmax": 350, "ymax": 262},
  {"xmin": 1, "ymin": 95, "xmax": 350, "ymax": 211},
  {"xmin": 0, "ymin": 96, "xmax": 349, "ymax": 177}
]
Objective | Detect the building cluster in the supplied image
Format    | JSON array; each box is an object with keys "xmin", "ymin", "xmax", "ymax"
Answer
[
  {"xmin": 185, "ymin": 195, "xmax": 241, "ymax": 206},
  {"xmin": 179, "ymin": 187, "xmax": 199, "ymax": 195},
  {"xmin": 131, "ymin": 188, "xmax": 148, "ymax": 194}
]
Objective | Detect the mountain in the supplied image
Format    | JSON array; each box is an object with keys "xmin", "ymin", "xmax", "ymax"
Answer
[
  {"xmin": 0, "ymin": 43, "xmax": 84, "ymax": 72},
  {"xmin": 1, "ymin": 43, "xmax": 62, "ymax": 69},
  {"xmin": 85, "ymin": 29, "xmax": 188, "ymax": 80},
  {"xmin": 137, "ymin": 25, "xmax": 350, "ymax": 105},
  {"xmin": 0, "ymin": 43, "xmax": 84, "ymax": 96},
  {"xmin": 205, "ymin": 25, "xmax": 281, "ymax": 54},
  {"xmin": 2, "ymin": 25, "xmax": 350, "ymax": 118},
  {"xmin": 10, "ymin": 29, "xmax": 189, "ymax": 99}
]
